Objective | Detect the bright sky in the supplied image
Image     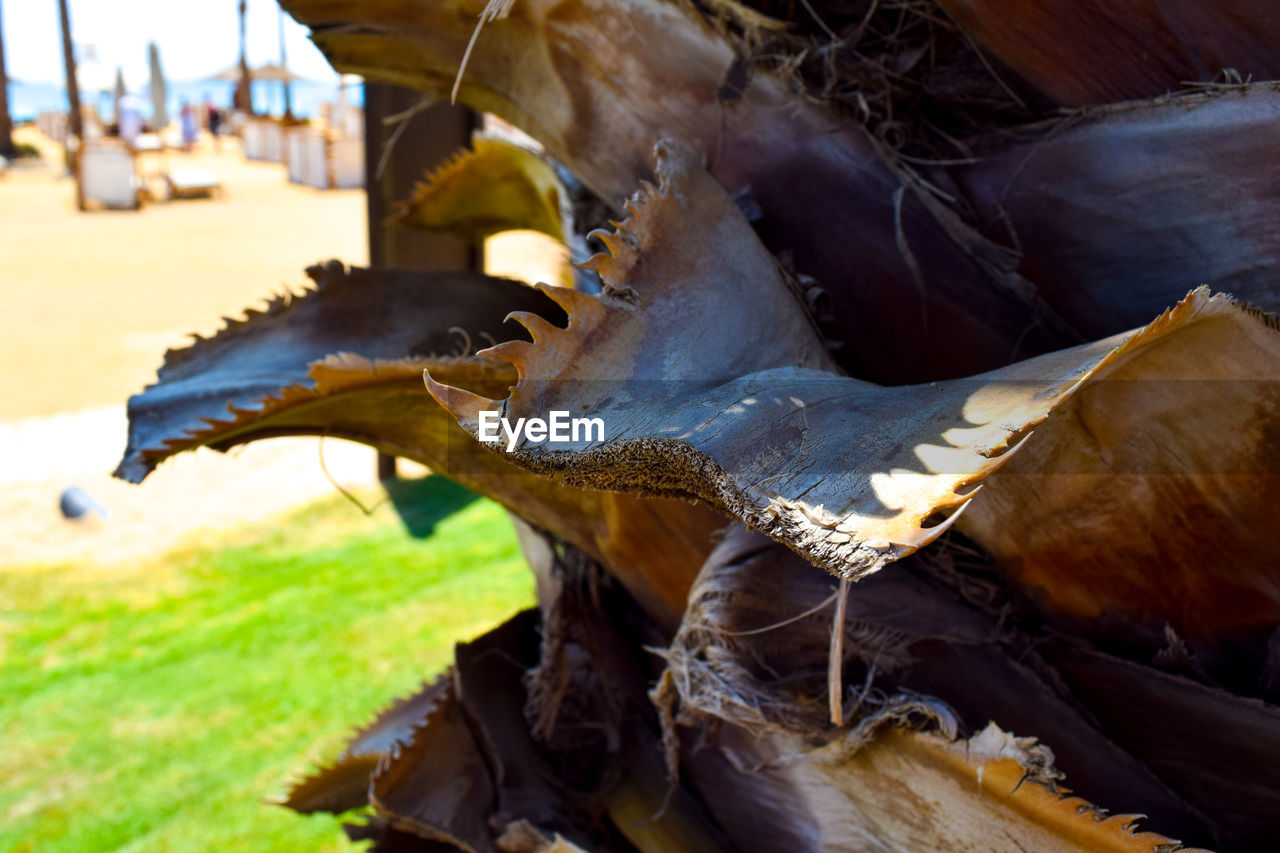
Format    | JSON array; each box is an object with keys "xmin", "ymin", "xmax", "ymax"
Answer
[{"xmin": 1, "ymin": 0, "xmax": 337, "ymax": 86}]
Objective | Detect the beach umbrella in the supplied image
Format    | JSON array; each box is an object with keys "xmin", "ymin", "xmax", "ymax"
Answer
[
  {"xmin": 112, "ymin": 67, "xmax": 124, "ymax": 122},
  {"xmin": 256, "ymin": 63, "xmax": 305, "ymax": 117},
  {"xmin": 74, "ymin": 45, "xmax": 115, "ymax": 95},
  {"xmin": 206, "ymin": 63, "xmax": 305, "ymax": 115},
  {"xmin": 206, "ymin": 64, "xmax": 246, "ymax": 82},
  {"xmin": 207, "ymin": 62, "xmax": 252, "ymax": 109},
  {"xmin": 148, "ymin": 42, "xmax": 168, "ymax": 130},
  {"xmin": 248, "ymin": 62, "xmax": 305, "ymax": 83},
  {"xmin": 208, "ymin": 62, "xmax": 304, "ymax": 83}
]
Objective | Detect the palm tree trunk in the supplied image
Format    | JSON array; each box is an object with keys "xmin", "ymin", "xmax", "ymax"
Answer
[
  {"xmin": 0, "ymin": 0, "xmax": 15, "ymax": 158},
  {"xmin": 236, "ymin": 1, "xmax": 251, "ymax": 114},
  {"xmin": 114, "ymin": 1, "xmax": 1280, "ymax": 849},
  {"xmin": 56, "ymin": 0, "xmax": 82, "ymax": 142},
  {"xmin": 277, "ymin": 7, "xmax": 292, "ymax": 118}
]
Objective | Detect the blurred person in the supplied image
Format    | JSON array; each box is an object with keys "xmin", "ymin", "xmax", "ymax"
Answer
[
  {"xmin": 205, "ymin": 96, "xmax": 223, "ymax": 152},
  {"xmin": 180, "ymin": 101, "xmax": 198, "ymax": 151},
  {"xmin": 118, "ymin": 93, "xmax": 144, "ymax": 147}
]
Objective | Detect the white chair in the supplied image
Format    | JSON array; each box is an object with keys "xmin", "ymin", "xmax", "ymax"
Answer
[
  {"xmin": 242, "ymin": 120, "xmax": 266, "ymax": 160},
  {"xmin": 262, "ymin": 122, "xmax": 284, "ymax": 163},
  {"xmin": 305, "ymin": 132, "xmax": 330, "ymax": 190},
  {"xmin": 331, "ymin": 138, "xmax": 364, "ymax": 189},
  {"xmin": 132, "ymin": 133, "xmax": 165, "ymax": 152},
  {"xmin": 333, "ymin": 102, "xmax": 362, "ymax": 141},
  {"xmin": 287, "ymin": 127, "xmax": 310, "ymax": 184},
  {"xmin": 80, "ymin": 143, "xmax": 140, "ymax": 209}
]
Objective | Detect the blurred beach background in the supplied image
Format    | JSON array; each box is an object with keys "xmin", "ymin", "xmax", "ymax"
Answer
[
  {"xmin": 0, "ymin": 2, "xmax": 554, "ymax": 850},
  {"xmin": 1, "ymin": 0, "xmax": 354, "ymax": 121},
  {"xmin": 8, "ymin": 75, "xmax": 362, "ymax": 126}
]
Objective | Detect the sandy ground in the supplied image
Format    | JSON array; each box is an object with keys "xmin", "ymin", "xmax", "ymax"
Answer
[
  {"xmin": 0, "ymin": 413, "xmax": 386, "ymax": 566},
  {"xmin": 0, "ymin": 127, "xmax": 564, "ymax": 568},
  {"xmin": 0, "ymin": 127, "xmax": 385, "ymax": 566},
  {"xmin": 1, "ymin": 128, "xmax": 368, "ymax": 418}
]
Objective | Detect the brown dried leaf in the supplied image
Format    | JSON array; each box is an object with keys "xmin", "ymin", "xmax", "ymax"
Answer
[
  {"xmin": 115, "ymin": 260, "xmax": 561, "ymax": 483},
  {"xmin": 283, "ymin": 0, "xmax": 1071, "ymax": 383},
  {"xmin": 936, "ymin": 0, "xmax": 1280, "ymax": 104},
  {"xmin": 1044, "ymin": 642, "xmax": 1280, "ymax": 848},
  {"xmin": 282, "ymin": 675, "xmax": 450, "ymax": 814},
  {"xmin": 393, "ymin": 137, "xmax": 569, "ymax": 244},
  {"xmin": 371, "ymin": 675, "xmax": 497, "ymax": 852},
  {"xmin": 791, "ymin": 723, "xmax": 1210, "ymax": 852},
  {"xmin": 452, "ymin": 610, "xmax": 572, "ymax": 839},
  {"xmin": 959, "ymin": 289, "xmax": 1280, "ymax": 671},
  {"xmin": 957, "ymin": 85, "xmax": 1280, "ymax": 339},
  {"xmin": 676, "ymin": 702, "xmax": 1208, "ymax": 851},
  {"xmin": 662, "ymin": 526, "xmax": 1214, "ymax": 845},
  {"xmin": 495, "ymin": 821, "xmax": 589, "ymax": 853},
  {"xmin": 114, "ymin": 260, "xmax": 722, "ymax": 630},
  {"xmin": 345, "ymin": 816, "xmax": 463, "ymax": 852},
  {"xmin": 426, "ymin": 143, "xmax": 1214, "ymax": 581}
]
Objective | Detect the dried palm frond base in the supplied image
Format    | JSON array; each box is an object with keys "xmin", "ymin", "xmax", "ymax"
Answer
[
  {"xmin": 392, "ymin": 137, "xmax": 569, "ymax": 245},
  {"xmin": 112, "ymin": 0, "xmax": 1280, "ymax": 848},
  {"xmin": 283, "ymin": 529, "xmax": 1249, "ymax": 851}
]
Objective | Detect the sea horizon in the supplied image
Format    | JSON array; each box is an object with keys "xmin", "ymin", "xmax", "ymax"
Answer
[{"xmin": 5, "ymin": 77, "xmax": 362, "ymax": 123}]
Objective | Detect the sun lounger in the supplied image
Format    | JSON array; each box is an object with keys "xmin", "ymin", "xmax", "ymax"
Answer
[
  {"xmin": 167, "ymin": 169, "xmax": 223, "ymax": 199},
  {"xmin": 132, "ymin": 134, "xmax": 165, "ymax": 153}
]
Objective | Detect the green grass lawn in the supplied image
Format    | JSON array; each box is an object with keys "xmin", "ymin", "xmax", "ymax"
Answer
[{"xmin": 0, "ymin": 477, "xmax": 534, "ymax": 852}]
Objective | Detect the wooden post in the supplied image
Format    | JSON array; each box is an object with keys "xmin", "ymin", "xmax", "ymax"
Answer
[
  {"xmin": 364, "ymin": 86, "xmax": 479, "ymax": 272},
  {"xmin": 364, "ymin": 83, "xmax": 481, "ymax": 480}
]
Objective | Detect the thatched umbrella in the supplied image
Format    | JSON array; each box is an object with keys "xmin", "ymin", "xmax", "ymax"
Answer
[
  {"xmin": 249, "ymin": 62, "xmax": 304, "ymax": 83},
  {"xmin": 147, "ymin": 42, "xmax": 168, "ymax": 130},
  {"xmin": 208, "ymin": 62, "xmax": 303, "ymax": 116}
]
